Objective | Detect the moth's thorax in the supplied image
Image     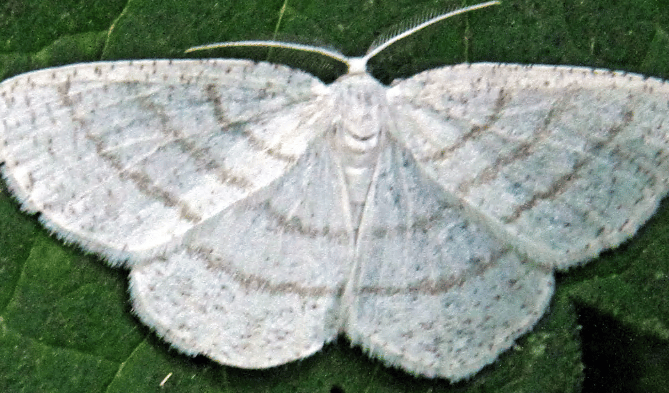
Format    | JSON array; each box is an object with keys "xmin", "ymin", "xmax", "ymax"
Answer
[
  {"xmin": 329, "ymin": 73, "xmax": 391, "ymax": 217},
  {"xmin": 331, "ymin": 73, "xmax": 389, "ymax": 156}
]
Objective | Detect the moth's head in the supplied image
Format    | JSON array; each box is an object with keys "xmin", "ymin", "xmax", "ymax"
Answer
[{"xmin": 346, "ymin": 57, "xmax": 369, "ymax": 76}]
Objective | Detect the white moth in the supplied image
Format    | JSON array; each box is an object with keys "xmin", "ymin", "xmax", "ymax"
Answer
[{"xmin": 1, "ymin": 1, "xmax": 668, "ymax": 381}]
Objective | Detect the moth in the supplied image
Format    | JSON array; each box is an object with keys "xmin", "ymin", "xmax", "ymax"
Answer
[{"xmin": 1, "ymin": 1, "xmax": 668, "ymax": 381}]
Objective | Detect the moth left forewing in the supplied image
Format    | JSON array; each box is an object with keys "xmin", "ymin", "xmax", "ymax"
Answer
[
  {"xmin": 0, "ymin": 59, "xmax": 327, "ymax": 264},
  {"xmin": 388, "ymin": 63, "xmax": 669, "ymax": 269}
]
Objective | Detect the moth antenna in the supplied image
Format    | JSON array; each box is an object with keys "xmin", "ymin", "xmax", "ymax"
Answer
[
  {"xmin": 186, "ymin": 1, "xmax": 499, "ymax": 75},
  {"xmin": 186, "ymin": 41, "xmax": 349, "ymax": 67},
  {"xmin": 362, "ymin": 1, "xmax": 500, "ymax": 63},
  {"xmin": 367, "ymin": 9, "xmax": 443, "ymax": 55}
]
